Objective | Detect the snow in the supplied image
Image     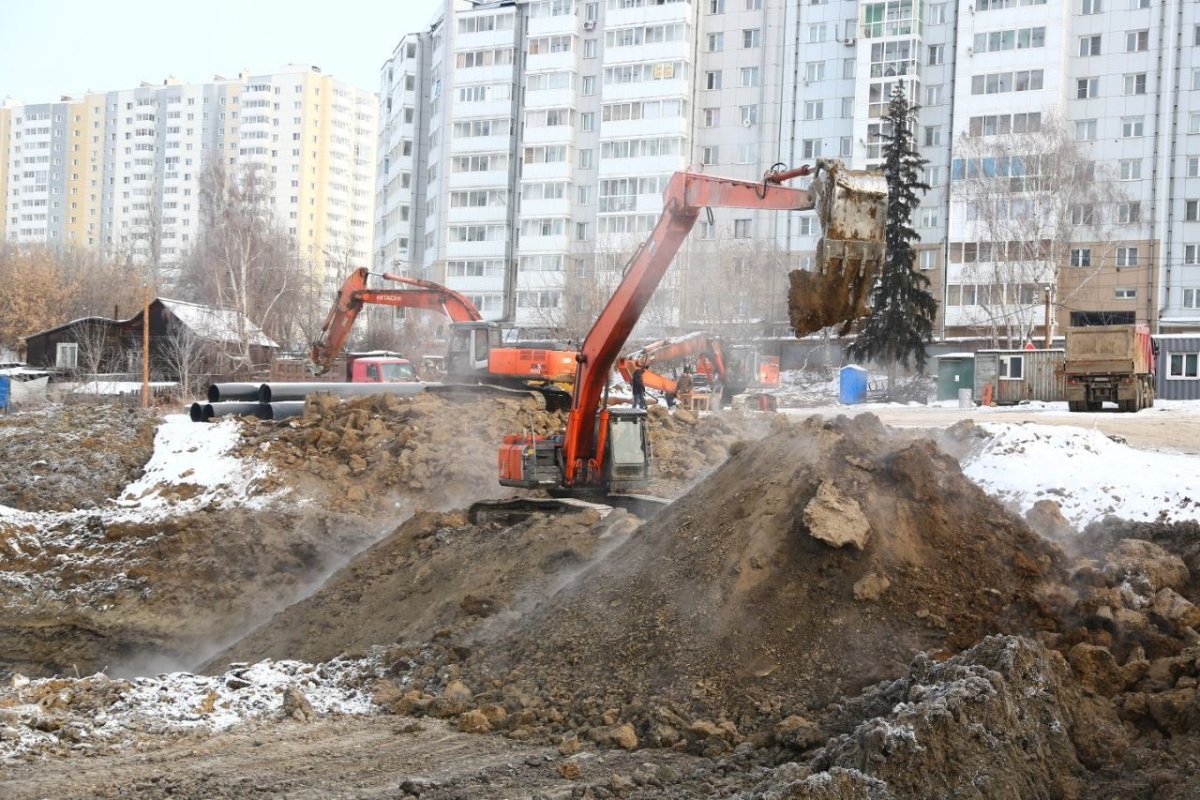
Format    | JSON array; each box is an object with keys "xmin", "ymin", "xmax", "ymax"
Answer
[
  {"xmin": 0, "ymin": 656, "xmax": 381, "ymax": 761},
  {"xmin": 962, "ymin": 422, "xmax": 1200, "ymax": 528}
]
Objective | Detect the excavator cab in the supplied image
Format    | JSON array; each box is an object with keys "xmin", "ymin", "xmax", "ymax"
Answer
[
  {"xmin": 600, "ymin": 408, "xmax": 650, "ymax": 493},
  {"xmin": 446, "ymin": 322, "xmax": 501, "ymax": 380}
]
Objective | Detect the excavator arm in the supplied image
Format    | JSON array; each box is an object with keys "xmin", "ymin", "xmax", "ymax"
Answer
[
  {"xmin": 561, "ymin": 160, "xmax": 887, "ymax": 486},
  {"xmin": 616, "ymin": 332, "xmax": 728, "ymax": 395},
  {"xmin": 309, "ymin": 267, "xmax": 482, "ymax": 374}
]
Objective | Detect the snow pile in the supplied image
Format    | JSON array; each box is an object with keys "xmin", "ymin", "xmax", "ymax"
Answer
[
  {"xmin": 0, "ymin": 656, "xmax": 381, "ymax": 761},
  {"xmin": 116, "ymin": 414, "xmax": 276, "ymax": 513},
  {"xmin": 963, "ymin": 422, "xmax": 1200, "ymax": 528}
]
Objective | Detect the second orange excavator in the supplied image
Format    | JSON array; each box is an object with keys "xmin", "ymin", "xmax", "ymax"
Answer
[
  {"xmin": 616, "ymin": 332, "xmax": 781, "ymax": 407},
  {"xmin": 309, "ymin": 268, "xmax": 577, "ymax": 408}
]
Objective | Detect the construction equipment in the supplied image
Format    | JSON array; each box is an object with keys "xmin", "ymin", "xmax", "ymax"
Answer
[
  {"xmin": 616, "ymin": 332, "xmax": 781, "ymax": 407},
  {"xmin": 309, "ymin": 268, "xmax": 576, "ymax": 408},
  {"xmin": 498, "ymin": 159, "xmax": 888, "ymax": 495},
  {"xmin": 1065, "ymin": 324, "xmax": 1157, "ymax": 412}
]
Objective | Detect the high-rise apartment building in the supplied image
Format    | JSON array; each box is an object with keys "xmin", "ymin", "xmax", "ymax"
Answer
[
  {"xmin": 379, "ymin": 0, "xmax": 1200, "ymax": 339},
  {"xmin": 1, "ymin": 65, "xmax": 377, "ymax": 286}
]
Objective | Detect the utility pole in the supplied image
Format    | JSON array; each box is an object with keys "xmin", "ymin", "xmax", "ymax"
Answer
[
  {"xmin": 1043, "ymin": 284, "xmax": 1053, "ymax": 348},
  {"xmin": 141, "ymin": 285, "xmax": 151, "ymax": 408}
]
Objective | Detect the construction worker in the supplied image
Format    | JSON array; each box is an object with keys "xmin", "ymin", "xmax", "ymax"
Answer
[
  {"xmin": 675, "ymin": 366, "xmax": 695, "ymax": 409},
  {"xmin": 630, "ymin": 361, "xmax": 647, "ymax": 409}
]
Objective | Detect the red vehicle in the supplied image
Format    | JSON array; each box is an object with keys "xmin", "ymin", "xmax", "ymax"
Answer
[
  {"xmin": 497, "ymin": 160, "xmax": 888, "ymax": 495},
  {"xmin": 310, "ymin": 268, "xmax": 576, "ymax": 407}
]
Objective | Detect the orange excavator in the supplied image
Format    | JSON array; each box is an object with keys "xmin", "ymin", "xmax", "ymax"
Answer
[
  {"xmin": 616, "ymin": 332, "xmax": 781, "ymax": 407},
  {"xmin": 498, "ymin": 159, "xmax": 888, "ymax": 496},
  {"xmin": 309, "ymin": 267, "xmax": 577, "ymax": 408}
]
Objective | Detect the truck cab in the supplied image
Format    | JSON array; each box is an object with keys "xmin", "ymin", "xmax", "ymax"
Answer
[{"xmin": 347, "ymin": 355, "xmax": 418, "ymax": 383}]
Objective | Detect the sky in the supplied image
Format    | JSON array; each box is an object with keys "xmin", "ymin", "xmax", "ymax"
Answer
[{"xmin": 0, "ymin": 0, "xmax": 441, "ymax": 103}]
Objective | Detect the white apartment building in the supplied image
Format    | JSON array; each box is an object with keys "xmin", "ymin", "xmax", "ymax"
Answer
[
  {"xmin": 2, "ymin": 65, "xmax": 377, "ymax": 288},
  {"xmin": 378, "ymin": 0, "xmax": 1200, "ymax": 338}
]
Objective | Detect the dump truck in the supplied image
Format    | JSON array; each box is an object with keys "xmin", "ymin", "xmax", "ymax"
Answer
[{"xmin": 1064, "ymin": 324, "xmax": 1156, "ymax": 412}]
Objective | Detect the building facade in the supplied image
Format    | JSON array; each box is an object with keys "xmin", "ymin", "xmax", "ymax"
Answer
[
  {"xmin": 1, "ymin": 65, "xmax": 377, "ymax": 288},
  {"xmin": 376, "ymin": 0, "xmax": 1200, "ymax": 339}
]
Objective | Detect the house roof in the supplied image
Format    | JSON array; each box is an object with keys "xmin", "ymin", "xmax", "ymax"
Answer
[{"xmin": 159, "ymin": 298, "xmax": 277, "ymax": 349}]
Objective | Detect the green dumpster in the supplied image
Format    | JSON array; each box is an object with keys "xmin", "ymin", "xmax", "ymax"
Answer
[{"xmin": 936, "ymin": 355, "xmax": 975, "ymax": 402}]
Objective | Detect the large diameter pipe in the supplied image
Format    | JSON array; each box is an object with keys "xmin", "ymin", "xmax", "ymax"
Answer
[
  {"xmin": 189, "ymin": 402, "xmax": 205, "ymax": 422},
  {"xmin": 258, "ymin": 382, "xmax": 429, "ymax": 403},
  {"xmin": 203, "ymin": 402, "xmax": 263, "ymax": 421},
  {"xmin": 254, "ymin": 401, "xmax": 306, "ymax": 421},
  {"xmin": 208, "ymin": 383, "xmax": 264, "ymax": 403}
]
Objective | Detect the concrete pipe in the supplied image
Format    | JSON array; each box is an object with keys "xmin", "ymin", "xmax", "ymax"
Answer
[
  {"xmin": 254, "ymin": 401, "xmax": 307, "ymax": 421},
  {"xmin": 203, "ymin": 402, "xmax": 263, "ymax": 421},
  {"xmin": 207, "ymin": 383, "xmax": 265, "ymax": 403},
  {"xmin": 257, "ymin": 382, "xmax": 429, "ymax": 403}
]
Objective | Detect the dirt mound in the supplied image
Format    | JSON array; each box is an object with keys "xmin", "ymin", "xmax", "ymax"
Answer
[
  {"xmin": 0, "ymin": 407, "xmax": 158, "ymax": 512},
  {"xmin": 457, "ymin": 414, "xmax": 1064, "ymax": 730},
  {"xmin": 209, "ymin": 505, "xmax": 641, "ymax": 667},
  {"xmin": 234, "ymin": 391, "xmax": 763, "ymax": 511}
]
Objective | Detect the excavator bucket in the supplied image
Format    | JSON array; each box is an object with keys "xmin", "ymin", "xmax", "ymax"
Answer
[{"xmin": 789, "ymin": 160, "xmax": 889, "ymax": 337}]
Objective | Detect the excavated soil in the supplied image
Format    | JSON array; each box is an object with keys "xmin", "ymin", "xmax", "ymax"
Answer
[{"xmin": 0, "ymin": 407, "xmax": 158, "ymax": 512}]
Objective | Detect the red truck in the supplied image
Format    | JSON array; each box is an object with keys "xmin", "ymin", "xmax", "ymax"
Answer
[
  {"xmin": 1064, "ymin": 324, "xmax": 1156, "ymax": 412},
  {"xmin": 270, "ymin": 351, "xmax": 418, "ymax": 384}
]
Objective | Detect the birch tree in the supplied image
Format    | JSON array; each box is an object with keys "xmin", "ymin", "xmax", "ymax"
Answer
[{"xmin": 952, "ymin": 114, "xmax": 1121, "ymax": 347}]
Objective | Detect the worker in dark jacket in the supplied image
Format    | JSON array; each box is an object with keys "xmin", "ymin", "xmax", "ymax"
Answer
[{"xmin": 631, "ymin": 361, "xmax": 647, "ymax": 409}]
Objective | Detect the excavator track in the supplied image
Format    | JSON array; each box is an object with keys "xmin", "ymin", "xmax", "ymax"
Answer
[{"xmin": 467, "ymin": 494, "xmax": 670, "ymax": 527}]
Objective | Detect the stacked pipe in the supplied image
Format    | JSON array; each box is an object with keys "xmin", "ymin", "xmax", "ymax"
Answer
[{"xmin": 190, "ymin": 381, "xmax": 430, "ymax": 422}]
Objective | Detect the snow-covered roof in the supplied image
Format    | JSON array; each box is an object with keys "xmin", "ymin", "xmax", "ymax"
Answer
[{"xmin": 160, "ymin": 298, "xmax": 277, "ymax": 349}]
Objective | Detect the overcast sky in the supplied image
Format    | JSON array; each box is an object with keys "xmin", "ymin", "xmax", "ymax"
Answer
[{"xmin": 0, "ymin": 0, "xmax": 441, "ymax": 103}]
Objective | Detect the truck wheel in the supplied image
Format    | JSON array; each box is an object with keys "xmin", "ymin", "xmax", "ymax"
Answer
[
  {"xmin": 1145, "ymin": 379, "xmax": 1155, "ymax": 408},
  {"xmin": 1068, "ymin": 401, "xmax": 1086, "ymax": 412}
]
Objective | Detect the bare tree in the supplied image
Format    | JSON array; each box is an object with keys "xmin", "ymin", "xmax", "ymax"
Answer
[
  {"xmin": 680, "ymin": 236, "xmax": 790, "ymax": 340},
  {"xmin": 158, "ymin": 324, "xmax": 212, "ymax": 400},
  {"xmin": 952, "ymin": 114, "xmax": 1122, "ymax": 347},
  {"xmin": 75, "ymin": 320, "xmax": 114, "ymax": 392},
  {"xmin": 178, "ymin": 160, "xmax": 302, "ymax": 366}
]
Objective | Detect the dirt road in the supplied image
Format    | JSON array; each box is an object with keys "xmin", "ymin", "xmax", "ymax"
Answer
[
  {"xmin": 0, "ymin": 716, "xmax": 707, "ymax": 800},
  {"xmin": 796, "ymin": 402, "xmax": 1200, "ymax": 453}
]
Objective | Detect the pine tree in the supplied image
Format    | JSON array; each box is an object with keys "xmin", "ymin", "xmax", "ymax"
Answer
[{"xmin": 847, "ymin": 80, "xmax": 937, "ymax": 390}]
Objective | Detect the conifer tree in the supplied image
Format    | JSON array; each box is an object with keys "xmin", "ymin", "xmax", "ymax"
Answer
[{"xmin": 847, "ymin": 81, "xmax": 937, "ymax": 389}]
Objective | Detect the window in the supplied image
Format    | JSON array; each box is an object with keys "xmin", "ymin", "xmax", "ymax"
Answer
[
  {"xmin": 1191, "ymin": 113, "xmax": 1200, "ymax": 135},
  {"xmin": 804, "ymin": 100, "xmax": 823, "ymax": 120},
  {"xmin": 576, "ymin": 222, "xmax": 590, "ymax": 241},
  {"xmin": 924, "ymin": 126, "xmax": 941, "ymax": 147},
  {"xmin": 707, "ymin": 32, "xmax": 724, "ymax": 51},
  {"xmin": 1079, "ymin": 35, "xmax": 1101, "ymax": 56},
  {"xmin": 581, "ymin": 111, "xmax": 595, "ymax": 131},
  {"xmin": 843, "ymin": 59, "xmax": 855, "ymax": 79},
  {"xmin": 733, "ymin": 218, "xmax": 752, "ymax": 238},
  {"xmin": 743, "ymin": 28, "xmax": 761, "ymax": 48},
  {"xmin": 1183, "ymin": 286, "xmax": 1200, "ymax": 305},
  {"xmin": 919, "ymin": 250, "xmax": 937, "ymax": 270},
  {"xmin": 581, "ymin": 75, "xmax": 596, "ymax": 95},
  {"xmin": 930, "ymin": 4, "xmax": 947, "ymax": 24},
  {"xmin": 708, "ymin": 0, "xmax": 724, "ymax": 11},
  {"xmin": 809, "ymin": 23, "xmax": 827, "ymax": 43},
  {"xmin": 920, "ymin": 208, "xmax": 940, "ymax": 227},
  {"xmin": 1119, "ymin": 160, "xmax": 1141, "ymax": 180},
  {"xmin": 584, "ymin": 39, "xmax": 597, "ymax": 58},
  {"xmin": 56, "ymin": 342, "xmax": 78, "ymax": 369},
  {"xmin": 1189, "ymin": 157, "xmax": 1200, "ymax": 177},
  {"xmin": 1124, "ymin": 73, "xmax": 1147, "ymax": 95},
  {"xmin": 705, "ymin": 71, "xmax": 722, "ymax": 90},
  {"xmin": 805, "ymin": 61, "xmax": 825, "ymax": 82},
  {"xmin": 928, "ymin": 44, "xmax": 944, "ymax": 65},
  {"xmin": 740, "ymin": 66, "xmax": 761, "ymax": 87},
  {"xmin": 1082, "ymin": 0, "xmax": 1100, "ymax": 12},
  {"xmin": 704, "ymin": 108, "xmax": 720, "ymax": 127},
  {"xmin": 1187, "ymin": 245, "xmax": 1200, "ymax": 265},
  {"xmin": 1126, "ymin": 30, "xmax": 1149, "ymax": 52},
  {"xmin": 1168, "ymin": 352, "xmax": 1200, "ymax": 379},
  {"xmin": 1122, "ymin": 116, "xmax": 1145, "ymax": 138},
  {"xmin": 746, "ymin": 0, "xmax": 762, "ymax": 8},
  {"xmin": 701, "ymin": 145, "xmax": 719, "ymax": 164},
  {"xmin": 1116, "ymin": 246, "xmax": 1139, "ymax": 266},
  {"xmin": 1071, "ymin": 204, "xmax": 1097, "ymax": 225},
  {"xmin": 841, "ymin": 97, "xmax": 853, "ymax": 118},
  {"xmin": 740, "ymin": 105, "xmax": 758, "ymax": 125},
  {"xmin": 1187, "ymin": 199, "xmax": 1200, "ymax": 221},
  {"xmin": 578, "ymin": 148, "xmax": 594, "ymax": 168},
  {"xmin": 1077, "ymin": 78, "xmax": 1099, "ymax": 99},
  {"xmin": 1118, "ymin": 202, "xmax": 1141, "ymax": 223},
  {"xmin": 577, "ymin": 185, "xmax": 592, "ymax": 204},
  {"xmin": 1070, "ymin": 248, "xmax": 1092, "ymax": 267},
  {"xmin": 1076, "ymin": 119, "xmax": 1097, "ymax": 141},
  {"xmin": 840, "ymin": 136, "xmax": 852, "ymax": 157},
  {"xmin": 1115, "ymin": 287, "xmax": 1137, "ymax": 299},
  {"xmin": 999, "ymin": 355, "xmax": 1023, "ymax": 380}
]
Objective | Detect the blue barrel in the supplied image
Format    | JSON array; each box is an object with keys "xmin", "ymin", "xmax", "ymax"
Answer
[
  {"xmin": 839, "ymin": 365, "xmax": 867, "ymax": 404},
  {"xmin": 0, "ymin": 376, "xmax": 9, "ymax": 411}
]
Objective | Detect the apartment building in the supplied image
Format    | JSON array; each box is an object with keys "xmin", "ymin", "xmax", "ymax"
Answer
[
  {"xmin": 1, "ymin": 65, "xmax": 376, "ymax": 287},
  {"xmin": 378, "ymin": 0, "xmax": 1200, "ymax": 339}
]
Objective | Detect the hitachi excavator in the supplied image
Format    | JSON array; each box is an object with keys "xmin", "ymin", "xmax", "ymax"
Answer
[
  {"xmin": 309, "ymin": 268, "xmax": 577, "ymax": 409},
  {"xmin": 616, "ymin": 331, "xmax": 781, "ymax": 407},
  {"xmin": 498, "ymin": 159, "xmax": 888, "ymax": 496}
]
